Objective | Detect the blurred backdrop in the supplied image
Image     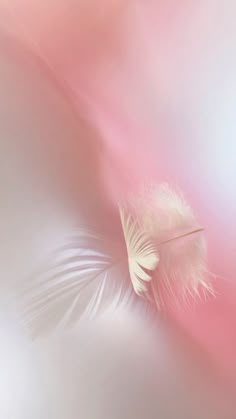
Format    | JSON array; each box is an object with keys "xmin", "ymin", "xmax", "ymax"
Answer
[{"xmin": 0, "ymin": 1, "xmax": 235, "ymax": 417}]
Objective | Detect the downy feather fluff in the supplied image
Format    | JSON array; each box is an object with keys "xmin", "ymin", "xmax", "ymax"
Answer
[{"xmin": 119, "ymin": 183, "xmax": 213, "ymax": 309}]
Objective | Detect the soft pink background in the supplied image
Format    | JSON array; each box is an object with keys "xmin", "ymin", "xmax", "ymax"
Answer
[{"xmin": 0, "ymin": 0, "xmax": 236, "ymax": 402}]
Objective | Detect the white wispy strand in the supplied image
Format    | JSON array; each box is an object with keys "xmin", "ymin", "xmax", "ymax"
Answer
[{"xmin": 22, "ymin": 228, "xmax": 134, "ymax": 336}]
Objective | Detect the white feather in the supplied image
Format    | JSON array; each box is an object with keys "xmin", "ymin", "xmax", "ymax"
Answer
[{"xmin": 22, "ymin": 184, "xmax": 213, "ymax": 335}]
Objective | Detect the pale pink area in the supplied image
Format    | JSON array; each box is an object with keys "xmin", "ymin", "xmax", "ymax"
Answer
[{"xmin": 0, "ymin": 0, "xmax": 236, "ymax": 382}]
